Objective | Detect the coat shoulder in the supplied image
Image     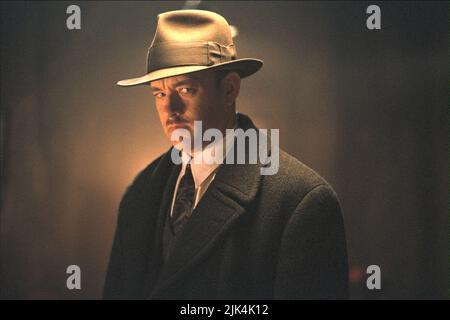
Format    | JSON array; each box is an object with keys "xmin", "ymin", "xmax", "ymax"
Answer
[
  {"xmin": 118, "ymin": 153, "xmax": 166, "ymax": 210},
  {"xmin": 263, "ymin": 149, "xmax": 339, "ymax": 206}
]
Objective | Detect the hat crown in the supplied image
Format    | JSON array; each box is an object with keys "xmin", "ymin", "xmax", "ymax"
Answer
[
  {"xmin": 116, "ymin": 9, "xmax": 263, "ymax": 87},
  {"xmin": 150, "ymin": 10, "xmax": 234, "ymax": 47}
]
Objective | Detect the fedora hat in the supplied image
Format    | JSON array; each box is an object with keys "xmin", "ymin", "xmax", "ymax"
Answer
[{"xmin": 117, "ymin": 9, "xmax": 263, "ymax": 87}]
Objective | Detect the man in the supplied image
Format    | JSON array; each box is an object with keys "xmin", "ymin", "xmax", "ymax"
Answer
[{"xmin": 104, "ymin": 9, "xmax": 348, "ymax": 299}]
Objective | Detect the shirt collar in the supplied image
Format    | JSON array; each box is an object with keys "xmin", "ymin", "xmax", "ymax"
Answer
[{"xmin": 180, "ymin": 119, "xmax": 237, "ymax": 188}]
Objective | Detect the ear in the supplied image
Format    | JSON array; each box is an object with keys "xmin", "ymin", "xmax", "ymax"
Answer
[{"xmin": 222, "ymin": 71, "xmax": 241, "ymax": 107}]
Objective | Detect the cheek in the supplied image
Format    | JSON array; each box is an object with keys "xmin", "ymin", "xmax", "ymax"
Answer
[
  {"xmin": 183, "ymin": 92, "xmax": 218, "ymax": 123},
  {"xmin": 205, "ymin": 96, "xmax": 223, "ymax": 118},
  {"xmin": 154, "ymin": 104, "xmax": 168, "ymax": 132},
  {"xmin": 181, "ymin": 98, "xmax": 201, "ymax": 118},
  {"xmin": 154, "ymin": 102, "xmax": 165, "ymax": 119}
]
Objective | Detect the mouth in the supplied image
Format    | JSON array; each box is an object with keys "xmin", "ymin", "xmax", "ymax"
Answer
[{"xmin": 166, "ymin": 122, "xmax": 192, "ymax": 136}]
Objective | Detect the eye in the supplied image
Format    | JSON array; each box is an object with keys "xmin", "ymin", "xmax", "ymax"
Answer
[
  {"xmin": 178, "ymin": 87, "xmax": 194, "ymax": 95},
  {"xmin": 153, "ymin": 92, "xmax": 165, "ymax": 98}
]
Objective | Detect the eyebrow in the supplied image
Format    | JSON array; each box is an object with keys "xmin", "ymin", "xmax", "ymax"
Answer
[{"xmin": 150, "ymin": 77, "xmax": 199, "ymax": 91}]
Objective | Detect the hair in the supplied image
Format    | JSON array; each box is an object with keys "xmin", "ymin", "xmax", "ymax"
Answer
[
  {"xmin": 214, "ymin": 69, "xmax": 238, "ymax": 110},
  {"xmin": 214, "ymin": 69, "xmax": 233, "ymax": 87}
]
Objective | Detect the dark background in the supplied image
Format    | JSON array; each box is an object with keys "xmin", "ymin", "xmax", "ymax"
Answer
[{"xmin": 0, "ymin": 1, "xmax": 447, "ymax": 299}]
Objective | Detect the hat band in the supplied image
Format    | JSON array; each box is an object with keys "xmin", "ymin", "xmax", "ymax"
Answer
[{"xmin": 146, "ymin": 41, "xmax": 237, "ymax": 73}]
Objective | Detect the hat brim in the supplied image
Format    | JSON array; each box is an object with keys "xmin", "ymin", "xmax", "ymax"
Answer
[{"xmin": 116, "ymin": 58, "xmax": 263, "ymax": 87}]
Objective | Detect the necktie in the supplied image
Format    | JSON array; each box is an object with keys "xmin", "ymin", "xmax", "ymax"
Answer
[{"xmin": 170, "ymin": 163, "xmax": 195, "ymax": 234}]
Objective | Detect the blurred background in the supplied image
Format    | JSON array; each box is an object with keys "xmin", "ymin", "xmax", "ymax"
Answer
[{"xmin": 0, "ymin": 1, "xmax": 447, "ymax": 299}]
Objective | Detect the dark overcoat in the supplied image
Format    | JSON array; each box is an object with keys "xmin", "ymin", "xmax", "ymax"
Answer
[{"xmin": 103, "ymin": 113, "xmax": 349, "ymax": 299}]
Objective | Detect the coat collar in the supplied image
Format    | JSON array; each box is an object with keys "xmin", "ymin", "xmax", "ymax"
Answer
[{"xmin": 148, "ymin": 113, "xmax": 271, "ymax": 298}]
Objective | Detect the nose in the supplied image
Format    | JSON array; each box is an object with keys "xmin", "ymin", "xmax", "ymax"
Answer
[{"xmin": 164, "ymin": 92, "xmax": 185, "ymax": 116}]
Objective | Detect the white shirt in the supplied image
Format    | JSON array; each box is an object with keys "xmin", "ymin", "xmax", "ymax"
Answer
[{"xmin": 169, "ymin": 123, "xmax": 236, "ymax": 217}]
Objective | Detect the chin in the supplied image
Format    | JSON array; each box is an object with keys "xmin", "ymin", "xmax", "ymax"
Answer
[{"xmin": 167, "ymin": 126, "xmax": 193, "ymax": 144}]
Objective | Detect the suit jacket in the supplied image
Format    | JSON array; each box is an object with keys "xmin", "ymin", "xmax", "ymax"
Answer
[{"xmin": 103, "ymin": 113, "xmax": 349, "ymax": 299}]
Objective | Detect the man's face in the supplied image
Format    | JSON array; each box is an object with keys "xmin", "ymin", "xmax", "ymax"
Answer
[{"xmin": 150, "ymin": 70, "xmax": 231, "ymax": 149}]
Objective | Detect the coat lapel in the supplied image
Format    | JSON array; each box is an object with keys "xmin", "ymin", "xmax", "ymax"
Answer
[
  {"xmin": 149, "ymin": 113, "xmax": 272, "ymax": 299},
  {"xmin": 142, "ymin": 154, "xmax": 180, "ymax": 296}
]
